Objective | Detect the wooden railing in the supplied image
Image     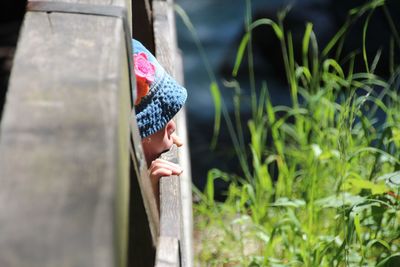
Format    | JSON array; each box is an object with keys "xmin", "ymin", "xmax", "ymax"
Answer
[{"xmin": 0, "ymin": 0, "xmax": 192, "ymax": 266}]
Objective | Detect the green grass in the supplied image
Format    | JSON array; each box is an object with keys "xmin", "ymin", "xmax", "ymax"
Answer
[{"xmin": 177, "ymin": 0, "xmax": 400, "ymax": 266}]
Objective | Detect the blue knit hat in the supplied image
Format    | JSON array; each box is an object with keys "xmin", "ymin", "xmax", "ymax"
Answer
[{"xmin": 132, "ymin": 39, "xmax": 187, "ymax": 138}]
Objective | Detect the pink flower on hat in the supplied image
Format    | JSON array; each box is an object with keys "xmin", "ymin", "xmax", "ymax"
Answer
[{"xmin": 134, "ymin": 52, "xmax": 156, "ymax": 105}]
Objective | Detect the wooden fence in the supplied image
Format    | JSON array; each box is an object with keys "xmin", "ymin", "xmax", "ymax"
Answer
[{"xmin": 0, "ymin": 0, "xmax": 192, "ymax": 266}]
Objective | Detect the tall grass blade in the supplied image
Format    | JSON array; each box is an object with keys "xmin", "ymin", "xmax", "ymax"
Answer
[
  {"xmin": 210, "ymin": 82, "xmax": 222, "ymax": 149},
  {"xmin": 376, "ymin": 253, "xmax": 400, "ymax": 267},
  {"xmin": 362, "ymin": 10, "xmax": 374, "ymax": 73},
  {"xmin": 302, "ymin": 23, "xmax": 313, "ymax": 69}
]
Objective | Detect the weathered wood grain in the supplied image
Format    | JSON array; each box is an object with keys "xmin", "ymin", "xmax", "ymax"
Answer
[
  {"xmin": 159, "ymin": 173, "xmax": 181, "ymax": 238},
  {"xmin": 175, "ymin": 52, "xmax": 194, "ymax": 267},
  {"xmin": 129, "ymin": 109, "xmax": 160, "ymax": 243},
  {"xmin": 156, "ymin": 169, "xmax": 181, "ymax": 267},
  {"xmin": 153, "ymin": 0, "xmax": 176, "ymax": 75},
  {"xmin": 155, "ymin": 236, "xmax": 179, "ymax": 267},
  {"xmin": 0, "ymin": 2, "xmax": 131, "ymax": 266},
  {"xmin": 29, "ymin": 0, "xmax": 126, "ymax": 6},
  {"xmin": 153, "ymin": 1, "xmax": 194, "ymax": 266}
]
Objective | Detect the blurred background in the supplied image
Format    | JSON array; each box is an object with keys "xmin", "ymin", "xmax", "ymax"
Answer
[{"xmin": 174, "ymin": 0, "xmax": 400, "ymax": 196}]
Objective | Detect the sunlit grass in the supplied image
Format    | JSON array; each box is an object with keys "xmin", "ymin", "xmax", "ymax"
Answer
[{"xmin": 177, "ymin": 0, "xmax": 400, "ymax": 266}]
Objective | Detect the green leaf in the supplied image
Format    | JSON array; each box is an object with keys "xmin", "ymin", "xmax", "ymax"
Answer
[
  {"xmin": 302, "ymin": 23, "xmax": 313, "ymax": 68},
  {"xmin": 376, "ymin": 253, "xmax": 400, "ymax": 267},
  {"xmin": 352, "ymin": 212, "xmax": 363, "ymax": 247},
  {"xmin": 323, "ymin": 59, "xmax": 345, "ymax": 79},
  {"xmin": 315, "ymin": 193, "xmax": 365, "ymax": 208},
  {"xmin": 362, "ymin": 10, "xmax": 374, "ymax": 73},
  {"xmin": 295, "ymin": 66, "xmax": 312, "ymax": 83},
  {"xmin": 342, "ymin": 178, "xmax": 388, "ymax": 195},
  {"xmin": 266, "ymin": 97, "xmax": 276, "ymax": 124},
  {"xmin": 270, "ymin": 197, "xmax": 306, "ymax": 208},
  {"xmin": 392, "ymin": 127, "xmax": 400, "ymax": 148},
  {"xmin": 232, "ymin": 33, "xmax": 250, "ymax": 77},
  {"xmin": 205, "ymin": 168, "xmax": 230, "ymax": 205},
  {"xmin": 210, "ymin": 82, "xmax": 221, "ymax": 149},
  {"xmin": 366, "ymin": 239, "xmax": 391, "ymax": 251}
]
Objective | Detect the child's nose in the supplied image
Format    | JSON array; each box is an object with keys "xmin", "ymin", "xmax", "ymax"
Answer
[{"xmin": 171, "ymin": 133, "xmax": 183, "ymax": 147}]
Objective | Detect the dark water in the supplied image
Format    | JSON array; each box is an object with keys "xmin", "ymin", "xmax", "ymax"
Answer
[
  {"xmin": 174, "ymin": 0, "xmax": 331, "ymax": 192},
  {"xmin": 174, "ymin": 0, "xmax": 400, "ymax": 193},
  {"xmin": 175, "ymin": 0, "xmax": 298, "ymax": 119}
]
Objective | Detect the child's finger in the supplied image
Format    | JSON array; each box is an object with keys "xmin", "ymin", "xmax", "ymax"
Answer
[
  {"xmin": 150, "ymin": 159, "xmax": 183, "ymax": 172},
  {"xmin": 150, "ymin": 163, "xmax": 181, "ymax": 175},
  {"xmin": 151, "ymin": 167, "xmax": 173, "ymax": 178},
  {"xmin": 150, "ymin": 158, "xmax": 180, "ymax": 169},
  {"xmin": 149, "ymin": 159, "xmax": 183, "ymax": 175}
]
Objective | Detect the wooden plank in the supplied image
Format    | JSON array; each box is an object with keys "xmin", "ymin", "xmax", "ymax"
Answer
[
  {"xmin": 156, "ymin": 155, "xmax": 181, "ymax": 267},
  {"xmin": 0, "ymin": 1, "xmax": 131, "ymax": 266},
  {"xmin": 29, "ymin": 0, "xmax": 127, "ymax": 6},
  {"xmin": 175, "ymin": 52, "xmax": 194, "ymax": 267},
  {"xmin": 153, "ymin": 1, "xmax": 193, "ymax": 266},
  {"xmin": 129, "ymin": 111, "xmax": 160, "ymax": 243},
  {"xmin": 155, "ymin": 236, "xmax": 180, "ymax": 267},
  {"xmin": 26, "ymin": 0, "xmax": 162, "ymax": 259},
  {"xmin": 158, "ymin": 154, "xmax": 181, "ymax": 238},
  {"xmin": 152, "ymin": 0, "xmax": 176, "ymax": 75},
  {"xmin": 159, "ymin": 175, "xmax": 181, "ymax": 237}
]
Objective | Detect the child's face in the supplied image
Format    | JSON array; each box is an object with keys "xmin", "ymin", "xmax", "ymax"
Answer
[{"xmin": 141, "ymin": 120, "xmax": 182, "ymax": 165}]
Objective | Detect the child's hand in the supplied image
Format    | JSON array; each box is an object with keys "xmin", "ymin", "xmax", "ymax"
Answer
[
  {"xmin": 149, "ymin": 158, "xmax": 183, "ymax": 180},
  {"xmin": 148, "ymin": 158, "xmax": 183, "ymax": 209}
]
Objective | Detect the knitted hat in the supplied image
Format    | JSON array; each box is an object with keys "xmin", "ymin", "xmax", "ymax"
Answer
[{"xmin": 132, "ymin": 39, "xmax": 187, "ymax": 138}]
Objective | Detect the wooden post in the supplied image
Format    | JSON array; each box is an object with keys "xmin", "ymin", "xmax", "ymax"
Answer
[
  {"xmin": 155, "ymin": 236, "xmax": 180, "ymax": 267},
  {"xmin": 128, "ymin": 111, "xmax": 159, "ymax": 267},
  {"xmin": 0, "ymin": 0, "xmax": 132, "ymax": 266},
  {"xmin": 153, "ymin": 0, "xmax": 193, "ymax": 266},
  {"xmin": 156, "ymin": 147, "xmax": 181, "ymax": 267}
]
